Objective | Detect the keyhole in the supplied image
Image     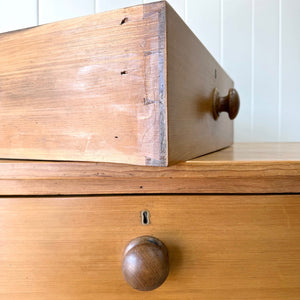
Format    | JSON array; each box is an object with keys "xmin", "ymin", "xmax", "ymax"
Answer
[{"xmin": 141, "ymin": 210, "xmax": 150, "ymax": 225}]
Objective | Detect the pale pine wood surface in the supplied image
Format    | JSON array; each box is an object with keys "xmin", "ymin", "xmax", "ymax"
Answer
[
  {"xmin": 0, "ymin": 143, "xmax": 299, "ymax": 195},
  {"xmin": 0, "ymin": 195, "xmax": 299, "ymax": 299},
  {"xmin": 0, "ymin": 2, "xmax": 166, "ymax": 166},
  {"xmin": 166, "ymin": 3, "xmax": 234, "ymax": 164},
  {"xmin": 193, "ymin": 143, "xmax": 300, "ymax": 161}
]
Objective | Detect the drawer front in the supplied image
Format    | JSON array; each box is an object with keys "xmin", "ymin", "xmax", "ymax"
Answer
[{"xmin": 0, "ymin": 195, "xmax": 299, "ymax": 299}]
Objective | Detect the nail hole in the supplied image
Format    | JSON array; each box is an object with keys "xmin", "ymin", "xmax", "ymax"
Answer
[
  {"xmin": 121, "ymin": 70, "xmax": 127, "ymax": 75},
  {"xmin": 141, "ymin": 210, "xmax": 150, "ymax": 225},
  {"xmin": 120, "ymin": 17, "xmax": 128, "ymax": 25},
  {"xmin": 139, "ymin": 185, "xmax": 143, "ymax": 189},
  {"xmin": 114, "ymin": 136, "xmax": 118, "ymax": 139}
]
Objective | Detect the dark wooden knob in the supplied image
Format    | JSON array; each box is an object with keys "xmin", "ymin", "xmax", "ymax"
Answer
[
  {"xmin": 213, "ymin": 88, "xmax": 240, "ymax": 120},
  {"xmin": 122, "ymin": 236, "xmax": 169, "ymax": 291}
]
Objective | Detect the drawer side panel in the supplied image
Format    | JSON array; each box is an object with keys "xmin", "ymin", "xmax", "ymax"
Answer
[{"xmin": 166, "ymin": 3, "xmax": 234, "ymax": 164}]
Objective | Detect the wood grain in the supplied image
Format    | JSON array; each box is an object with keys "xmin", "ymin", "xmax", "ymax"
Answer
[
  {"xmin": 193, "ymin": 142, "xmax": 300, "ymax": 161},
  {"xmin": 0, "ymin": 195, "xmax": 299, "ymax": 299},
  {"xmin": 166, "ymin": 3, "xmax": 234, "ymax": 164},
  {"xmin": 122, "ymin": 236, "xmax": 169, "ymax": 291},
  {"xmin": 0, "ymin": 2, "xmax": 167, "ymax": 166},
  {"xmin": 0, "ymin": 1, "xmax": 236, "ymax": 166},
  {"xmin": 0, "ymin": 143, "xmax": 299, "ymax": 195}
]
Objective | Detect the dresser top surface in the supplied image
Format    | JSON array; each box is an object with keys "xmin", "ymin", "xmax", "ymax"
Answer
[
  {"xmin": 0, "ymin": 143, "xmax": 299, "ymax": 196},
  {"xmin": 191, "ymin": 143, "xmax": 300, "ymax": 162}
]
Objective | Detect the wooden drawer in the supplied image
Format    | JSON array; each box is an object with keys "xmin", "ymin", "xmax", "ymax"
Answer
[
  {"xmin": 1, "ymin": 195, "xmax": 299, "ymax": 299},
  {"xmin": 0, "ymin": 1, "xmax": 239, "ymax": 166}
]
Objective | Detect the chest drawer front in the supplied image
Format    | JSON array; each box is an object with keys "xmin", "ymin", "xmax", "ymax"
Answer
[{"xmin": 0, "ymin": 195, "xmax": 299, "ymax": 299}]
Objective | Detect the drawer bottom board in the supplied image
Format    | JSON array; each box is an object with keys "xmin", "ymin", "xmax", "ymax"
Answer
[{"xmin": 0, "ymin": 195, "xmax": 299, "ymax": 299}]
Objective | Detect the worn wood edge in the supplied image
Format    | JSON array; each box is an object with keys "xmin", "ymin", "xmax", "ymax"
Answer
[
  {"xmin": 159, "ymin": 2, "xmax": 168, "ymax": 167},
  {"xmin": 1, "ymin": 143, "xmax": 299, "ymax": 195},
  {"xmin": 0, "ymin": 161, "xmax": 299, "ymax": 195},
  {"xmin": 143, "ymin": 1, "xmax": 168, "ymax": 167},
  {"xmin": 1, "ymin": 160, "xmax": 299, "ymax": 178},
  {"xmin": 0, "ymin": 178, "xmax": 299, "ymax": 195}
]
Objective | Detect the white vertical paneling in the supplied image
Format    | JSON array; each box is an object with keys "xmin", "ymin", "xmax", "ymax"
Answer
[
  {"xmin": 96, "ymin": 0, "xmax": 142, "ymax": 13},
  {"xmin": 281, "ymin": 0, "xmax": 300, "ymax": 141},
  {"xmin": 167, "ymin": 0, "xmax": 185, "ymax": 21},
  {"xmin": 252, "ymin": 0, "xmax": 279, "ymax": 141},
  {"xmin": 220, "ymin": 0, "xmax": 224, "ymax": 65},
  {"xmin": 186, "ymin": 0, "xmax": 220, "ymax": 62},
  {"xmin": 0, "ymin": 0, "xmax": 37, "ymax": 33},
  {"xmin": 223, "ymin": 0, "xmax": 252, "ymax": 142},
  {"xmin": 39, "ymin": 0, "xmax": 94, "ymax": 24}
]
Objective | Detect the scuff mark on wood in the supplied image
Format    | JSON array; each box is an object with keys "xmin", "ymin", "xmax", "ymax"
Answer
[{"xmin": 144, "ymin": 98, "xmax": 159, "ymax": 105}]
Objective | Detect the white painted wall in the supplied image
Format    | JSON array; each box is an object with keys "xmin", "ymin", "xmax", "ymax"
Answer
[{"xmin": 0, "ymin": 0, "xmax": 299, "ymax": 142}]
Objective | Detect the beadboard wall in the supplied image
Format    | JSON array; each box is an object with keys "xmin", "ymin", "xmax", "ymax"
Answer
[{"xmin": 0, "ymin": 0, "xmax": 299, "ymax": 142}]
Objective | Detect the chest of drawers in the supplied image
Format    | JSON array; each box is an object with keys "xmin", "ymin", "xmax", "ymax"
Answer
[{"xmin": 0, "ymin": 143, "xmax": 299, "ymax": 299}]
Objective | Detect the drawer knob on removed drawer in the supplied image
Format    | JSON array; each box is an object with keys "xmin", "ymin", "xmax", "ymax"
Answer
[
  {"xmin": 213, "ymin": 88, "xmax": 240, "ymax": 120},
  {"xmin": 122, "ymin": 236, "xmax": 169, "ymax": 291}
]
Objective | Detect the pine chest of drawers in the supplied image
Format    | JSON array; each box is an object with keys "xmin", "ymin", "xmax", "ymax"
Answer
[{"xmin": 0, "ymin": 143, "xmax": 299, "ymax": 299}]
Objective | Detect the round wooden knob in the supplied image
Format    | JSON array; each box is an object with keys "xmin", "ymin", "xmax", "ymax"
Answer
[
  {"xmin": 213, "ymin": 88, "xmax": 240, "ymax": 120},
  {"xmin": 122, "ymin": 236, "xmax": 169, "ymax": 291}
]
